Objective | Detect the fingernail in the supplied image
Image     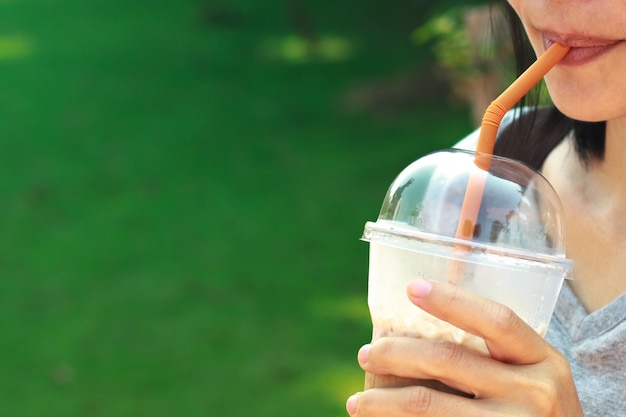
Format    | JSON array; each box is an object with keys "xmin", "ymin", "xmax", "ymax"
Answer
[
  {"xmin": 358, "ymin": 344, "xmax": 371, "ymax": 364},
  {"xmin": 346, "ymin": 393, "xmax": 359, "ymax": 415},
  {"xmin": 408, "ymin": 278, "xmax": 432, "ymax": 299}
]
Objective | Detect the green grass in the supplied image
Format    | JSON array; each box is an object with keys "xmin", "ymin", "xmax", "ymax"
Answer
[{"xmin": 0, "ymin": 0, "xmax": 473, "ymax": 415}]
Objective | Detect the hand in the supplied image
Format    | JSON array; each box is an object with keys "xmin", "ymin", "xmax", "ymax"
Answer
[{"xmin": 346, "ymin": 279, "xmax": 584, "ymax": 416}]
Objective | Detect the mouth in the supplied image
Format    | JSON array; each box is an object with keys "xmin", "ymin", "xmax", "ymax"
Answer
[{"xmin": 543, "ymin": 33, "xmax": 623, "ymax": 66}]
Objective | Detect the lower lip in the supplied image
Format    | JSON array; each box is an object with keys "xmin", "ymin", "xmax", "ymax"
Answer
[{"xmin": 546, "ymin": 39, "xmax": 622, "ymax": 66}]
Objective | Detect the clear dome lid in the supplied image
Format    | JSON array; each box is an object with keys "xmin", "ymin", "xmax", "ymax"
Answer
[{"xmin": 364, "ymin": 148, "xmax": 569, "ymax": 259}]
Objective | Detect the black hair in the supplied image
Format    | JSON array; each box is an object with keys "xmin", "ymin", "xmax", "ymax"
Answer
[{"xmin": 494, "ymin": 2, "xmax": 606, "ymax": 170}]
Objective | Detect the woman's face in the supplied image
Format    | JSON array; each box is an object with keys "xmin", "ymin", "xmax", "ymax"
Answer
[{"xmin": 507, "ymin": 0, "xmax": 626, "ymax": 122}]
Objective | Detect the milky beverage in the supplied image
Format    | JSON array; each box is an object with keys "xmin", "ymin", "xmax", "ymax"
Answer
[{"xmin": 364, "ymin": 222, "xmax": 559, "ymax": 394}]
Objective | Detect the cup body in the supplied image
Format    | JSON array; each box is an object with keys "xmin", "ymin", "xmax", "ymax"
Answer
[
  {"xmin": 363, "ymin": 220, "xmax": 571, "ymax": 391},
  {"xmin": 362, "ymin": 149, "xmax": 573, "ymax": 392}
]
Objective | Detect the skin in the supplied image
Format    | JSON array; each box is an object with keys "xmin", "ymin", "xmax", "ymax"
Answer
[
  {"xmin": 346, "ymin": 280, "xmax": 583, "ymax": 416},
  {"xmin": 515, "ymin": 0, "xmax": 626, "ymax": 313},
  {"xmin": 347, "ymin": 1, "xmax": 626, "ymax": 415}
]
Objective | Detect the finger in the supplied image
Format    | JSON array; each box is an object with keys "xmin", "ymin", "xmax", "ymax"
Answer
[
  {"xmin": 406, "ymin": 279, "xmax": 549, "ymax": 364},
  {"xmin": 359, "ymin": 338, "xmax": 514, "ymax": 398},
  {"xmin": 348, "ymin": 386, "xmax": 504, "ymax": 417}
]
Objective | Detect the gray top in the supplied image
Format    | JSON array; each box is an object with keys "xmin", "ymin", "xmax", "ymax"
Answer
[
  {"xmin": 456, "ymin": 120, "xmax": 626, "ymax": 416},
  {"xmin": 546, "ymin": 283, "xmax": 626, "ymax": 417}
]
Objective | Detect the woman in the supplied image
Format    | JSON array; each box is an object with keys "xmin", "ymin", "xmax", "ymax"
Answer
[{"xmin": 346, "ymin": 1, "xmax": 626, "ymax": 416}]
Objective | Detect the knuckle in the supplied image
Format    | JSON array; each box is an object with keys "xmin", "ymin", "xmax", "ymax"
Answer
[
  {"xmin": 526, "ymin": 352, "xmax": 575, "ymax": 414},
  {"xmin": 447, "ymin": 285, "xmax": 466, "ymax": 309},
  {"xmin": 430, "ymin": 339, "xmax": 465, "ymax": 369},
  {"xmin": 369, "ymin": 337, "xmax": 400, "ymax": 369},
  {"xmin": 374, "ymin": 337, "xmax": 399, "ymax": 357},
  {"xmin": 523, "ymin": 378, "xmax": 559, "ymax": 415},
  {"xmin": 514, "ymin": 356, "xmax": 572, "ymax": 416},
  {"xmin": 551, "ymin": 351, "xmax": 573, "ymax": 376},
  {"xmin": 488, "ymin": 302, "xmax": 519, "ymax": 332},
  {"xmin": 405, "ymin": 386, "xmax": 435, "ymax": 414}
]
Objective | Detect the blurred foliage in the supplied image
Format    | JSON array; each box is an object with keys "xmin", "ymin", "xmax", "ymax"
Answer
[
  {"xmin": 0, "ymin": 35, "xmax": 33, "ymax": 59},
  {"xmin": 413, "ymin": 8, "xmax": 485, "ymax": 80},
  {"xmin": 412, "ymin": 5, "xmax": 511, "ymax": 87},
  {"xmin": 412, "ymin": 3, "xmax": 552, "ymax": 110},
  {"xmin": 258, "ymin": 34, "xmax": 353, "ymax": 64},
  {"xmin": 0, "ymin": 0, "xmax": 475, "ymax": 416}
]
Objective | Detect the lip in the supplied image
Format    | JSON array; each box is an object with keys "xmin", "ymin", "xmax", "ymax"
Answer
[{"xmin": 543, "ymin": 33, "xmax": 623, "ymax": 66}]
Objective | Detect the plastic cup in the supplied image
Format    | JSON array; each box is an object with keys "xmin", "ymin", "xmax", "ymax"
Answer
[{"xmin": 361, "ymin": 149, "xmax": 573, "ymax": 394}]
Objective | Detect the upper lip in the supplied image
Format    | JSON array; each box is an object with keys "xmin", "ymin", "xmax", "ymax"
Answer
[{"xmin": 543, "ymin": 31, "xmax": 621, "ymax": 48}]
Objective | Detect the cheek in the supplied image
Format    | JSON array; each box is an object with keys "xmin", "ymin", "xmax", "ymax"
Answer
[{"xmin": 545, "ymin": 71, "xmax": 626, "ymax": 122}]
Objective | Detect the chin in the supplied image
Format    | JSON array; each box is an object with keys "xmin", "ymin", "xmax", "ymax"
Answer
[
  {"xmin": 546, "ymin": 76, "xmax": 626, "ymax": 123},
  {"xmin": 553, "ymin": 103, "xmax": 608, "ymax": 123},
  {"xmin": 548, "ymin": 89, "xmax": 614, "ymax": 123}
]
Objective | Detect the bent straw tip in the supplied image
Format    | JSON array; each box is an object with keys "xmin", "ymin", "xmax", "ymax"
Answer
[{"xmin": 476, "ymin": 42, "xmax": 571, "ymax": 156}]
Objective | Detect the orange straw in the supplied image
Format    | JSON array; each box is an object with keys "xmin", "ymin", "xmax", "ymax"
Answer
[{"xmin": 454, "ymin": 43, "xmax": 571, "ymax": 241}]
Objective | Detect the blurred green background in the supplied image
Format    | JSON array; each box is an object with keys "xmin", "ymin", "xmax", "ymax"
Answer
[{"xmin": 0, "ymin": 0, "xmax": 493, "ymax": 415}]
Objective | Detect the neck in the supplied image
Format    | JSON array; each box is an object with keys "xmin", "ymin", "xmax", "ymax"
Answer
[
  {"xmin": 602, "ymin": 118, "xmax": 626, "ymax": 183},
  {"xmin": 554, "ymin": 117, "xmax": 626, "ymax": 312},
  {"xmin": 539, "ymin": 115, "xmax": 626, "ymax": 312},
  {"xmin": 578, "ymin": 118, "xmax": 626, "ymax": 207}
]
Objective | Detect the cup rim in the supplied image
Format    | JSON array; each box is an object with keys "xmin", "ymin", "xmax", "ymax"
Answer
[{"xmin": 362, "ymin": 220, "xmax": 574, "ymax": 278}]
